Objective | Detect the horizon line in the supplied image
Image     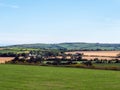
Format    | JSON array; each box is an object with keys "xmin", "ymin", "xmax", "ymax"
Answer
[{"xmin": 1, "ymin": 42, "xmax": 120, "ymax": 47}]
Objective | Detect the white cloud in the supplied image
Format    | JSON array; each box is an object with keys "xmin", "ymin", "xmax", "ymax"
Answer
[{"xmin": 0, "ymin": 3, "xmax": 19, "ymax": 9}]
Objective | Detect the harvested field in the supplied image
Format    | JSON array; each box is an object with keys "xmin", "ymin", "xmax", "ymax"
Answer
[
  {"xmin": 0, "ymin": 48, "xmax": 4, "ymax": 50},
  {"xmin": 81, "ymin": 51, "xmax": 120, "ymax": 57},
  {"xmin": 66, "ymin": 51, "xmax": 120, "ymax": 57},
  {"xmin": 83, "ymin": 56, "xmax": 119, "ymax": 60},
  {"xmin": 0, "ymin": 57, "xmax": 14, "ymax": 63},
  {"xmin": 66, "ymin": 51, "xmax": 120, "ymax": 60}
]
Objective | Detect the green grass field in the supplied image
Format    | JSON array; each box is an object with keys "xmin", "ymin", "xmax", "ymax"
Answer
[
  {"xmin": 0, "ymin": 64, "xmax": 120, "ymax": 90},
  {"xmin": 94, "ymin": 63, "xmax": 120, "ymax": 69},
  {"xmin": 0, "ymin": 48, "xmax": 39, "ymax": 54}
]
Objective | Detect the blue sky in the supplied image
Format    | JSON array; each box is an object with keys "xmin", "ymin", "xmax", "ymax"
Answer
[{"xmin": 0, "ymin": 0, "xmax": 120, "ymax": 45}]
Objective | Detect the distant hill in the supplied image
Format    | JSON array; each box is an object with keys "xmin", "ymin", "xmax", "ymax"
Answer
[{"xmin": 4, "ymin": 43, "xmax": 120, "ymax": 50}]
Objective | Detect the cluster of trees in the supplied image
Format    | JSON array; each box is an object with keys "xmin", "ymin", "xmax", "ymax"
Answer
[
  {"xmin": 0, "ymin": 53, "xmax": 17, "ymax": 57},
  {"xmin": 83, "ymin": 58, "xmax": 120, "ymax": 64},
  {"xmin": 10, "ymin": 50, "xmax": 83, "ymax": 65},
  {"xmin": 0, "ymin": 52, "xmax": 30, "ymax": 57}
]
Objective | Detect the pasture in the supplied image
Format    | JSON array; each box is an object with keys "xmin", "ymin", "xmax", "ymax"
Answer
[
  {"xmin": 0, "ymin": 48, "xmax": 37, "ymax": 54},
  {"xmin": 0, "ymin": 64, "xmax": 120, "ymax": 90}
]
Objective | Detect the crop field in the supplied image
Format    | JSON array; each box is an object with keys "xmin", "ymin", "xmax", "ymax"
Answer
[
  {"xmin": 0, "ymin": 64, "xmax": 120, "ymax": 90},
  {"xmin": 66, "ymin": 51, "xmax": 120, "ymax": 60},
  {"xmin": 94, "ymin": 63, "xmax": 120, "ymax": 67},
  {"xmin": 0, "ymin": 48, "xmax": 38, "ymax": 54},
  {"xmin": 0, "ymin": 48, "xmax": 4, "ymax": 50},
  {"xmin": 82, "ymin": 56, "xmax": 118, "ymax": 60},
  {"xmin": 81, "ymin": 51, "xmax": 120, "ymax": 57},
  {"xmin": 66, "ymin": 51, "xmax": 120, "ymax": 56},
  {"xmin": 0, "ymin": 57, "xmax": 14, "ymax": 63}
]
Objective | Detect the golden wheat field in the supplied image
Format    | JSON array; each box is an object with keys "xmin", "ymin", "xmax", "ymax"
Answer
[
  {"xmin": 66, "ymin": 51, "xmax": 120, "ymax": 60},
  {"xmin": 0, "ymin": 57, "xmax": 14, "ymax": 63},
  {"xmin": 66, "ymin": 51, "xmax": 120, "ymax": 56},
  {"xmin": 82, "ymin": 56, "xmax": 119, "ymax": 60},
  {"xmin": 0, "ymin": 48, "xmax": 4, "ymax": 50}
]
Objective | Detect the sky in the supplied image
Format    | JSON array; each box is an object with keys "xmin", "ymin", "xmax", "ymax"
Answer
[{"xmin": 0, "ymin": 0, "xmax": 120, "ymax": 45}]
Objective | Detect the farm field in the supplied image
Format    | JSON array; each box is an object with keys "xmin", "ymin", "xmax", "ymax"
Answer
[
  {"xmin": 0, "ymin": 48, "xmax": 4, "ymax": 50},
  {"xmin": 66, "ymin": 51, "xmax": 120, "ymax": 56},
  {"xmin": 81, "ymin": 51, "xmax": 120, "ymax": 57},
  {"xmin": 0, "ymin": 64, "xmax": 120, "ymax": 90},
  {"xmin": 94, "ymin": 63, "xmax": 120, "ymax": 67},
  {"xmin": 66, "ymin": 51, "xmax": 120, "ymax": 60},
  {"xmin": 83, "ymin": 56, "xmax": 118, "ymax": 60},
  {"xmin": 0, "ymin": 57, "xmax": 14, "ymax": 63},
  {"xmin": 0, "ymin": 48, "xmax": 38, "ymax": 54}
]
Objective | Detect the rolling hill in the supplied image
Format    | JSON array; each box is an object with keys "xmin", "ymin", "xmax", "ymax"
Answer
[{"xmin": 4, "ymin": 42, "xmax": 120, "ymax": 50}]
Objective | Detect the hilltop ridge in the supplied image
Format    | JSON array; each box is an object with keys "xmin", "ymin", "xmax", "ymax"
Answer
[{"xmin": 3, "ymin": 42, "xmax": 120, "ymax": 50}]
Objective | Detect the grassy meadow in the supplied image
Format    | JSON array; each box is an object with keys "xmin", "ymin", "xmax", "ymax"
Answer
[
  {"xmin": 0, "ymin": 47, "xmax": 40, "ymax": 54},
  {"xmin": 0, "ymin": 64, "xmax": 120, "ymax": 90}
]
